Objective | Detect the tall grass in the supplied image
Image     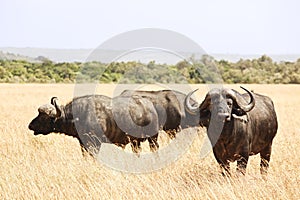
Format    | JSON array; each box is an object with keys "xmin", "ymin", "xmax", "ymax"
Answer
[{"xmin": 0, "ymin": 84, "xmax": 299, "ymax": 199}]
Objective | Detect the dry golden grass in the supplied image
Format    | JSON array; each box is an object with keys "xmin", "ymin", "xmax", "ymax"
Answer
[{"xmin": 0, "ymin": 84, "xmax": 299, "ymax": 199}]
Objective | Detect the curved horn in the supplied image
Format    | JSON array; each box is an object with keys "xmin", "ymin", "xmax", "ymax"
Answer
[
  {"xmin": 184, "ymin": 89, "xmax": 199, "ymax": 115},
  {"xmin": 239, "ymin": 86, "xmax": 255, "ymax": 112},
  {"xmin": 51, "ymin": 97, "xmax": 62, "ymax": 117},
  {"xmin": 229, "ymin": 86, "xmax": 255, "ymax": 112}
]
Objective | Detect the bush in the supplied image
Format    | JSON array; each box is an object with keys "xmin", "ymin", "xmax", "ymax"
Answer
[{"xmin": 0, "ymin": 55, "xmax": 300, "ymax": 84}]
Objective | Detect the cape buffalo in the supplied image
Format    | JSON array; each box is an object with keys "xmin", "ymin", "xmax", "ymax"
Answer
[
  {"xmin": 185, "ymin": 87, "xmax": 278, "ymax": 176},
  {"xmin": 28, "ymin": 94, "xmax": 159, "ymax": 155},
  {"xmin": 120, "ymin": 89, "xmax": 200, "ymax": 139}
]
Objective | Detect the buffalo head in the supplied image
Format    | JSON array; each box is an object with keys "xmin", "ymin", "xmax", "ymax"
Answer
[
  {"xmin": 184, "ymin": 87, "xmax": 255, "ymax": 127},
  {"xmin": 28, "ymin": 97, "xmax": 62, "ymax": 135}
]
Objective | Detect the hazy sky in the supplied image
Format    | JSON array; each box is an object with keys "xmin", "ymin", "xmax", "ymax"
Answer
[{"xmin": 1, "ymin": 0, "xmax": 299, "ymax": 54}]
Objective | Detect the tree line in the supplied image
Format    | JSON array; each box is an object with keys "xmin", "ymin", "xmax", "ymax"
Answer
[{"xmin": 0, "ymin": 55, "xmax": 299, "ymax": 84}]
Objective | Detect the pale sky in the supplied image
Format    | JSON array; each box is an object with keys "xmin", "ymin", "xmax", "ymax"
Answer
[{"xmin": 1, "ymin": 0, "xmax": 299, "ymax": 54}]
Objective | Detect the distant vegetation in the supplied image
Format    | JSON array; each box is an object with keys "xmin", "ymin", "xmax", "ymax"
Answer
[{"xmin": 0, "ymin": 55, "xmax": 300, "ymax": 84}]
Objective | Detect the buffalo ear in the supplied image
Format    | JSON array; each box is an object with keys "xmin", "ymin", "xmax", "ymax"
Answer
[{"xmin": 232, "ymin": 114, "xmax": 248, "ymax": 123}]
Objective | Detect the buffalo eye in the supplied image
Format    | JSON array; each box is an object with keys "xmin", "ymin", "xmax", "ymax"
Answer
[
  {"xmin": 227, "ymin": 99, "xmax": 233, "ymax": 107},
  {"xmin": 233, "ymin": 108, "xmax": 245, "ymax": 116}
]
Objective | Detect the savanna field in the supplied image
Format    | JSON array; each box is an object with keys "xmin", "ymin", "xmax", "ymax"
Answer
[{"xmin": 0, "ymin": 84, "xmax": 299, "ymax": 199}]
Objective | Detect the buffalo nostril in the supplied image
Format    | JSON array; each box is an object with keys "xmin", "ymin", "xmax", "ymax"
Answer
[
  {"xmin": 225, "ymin": 114, "xmax": 231, "ymax": 121},
  {"xmin": 217, "ymin": 113, "xmax": 231, "ymax": 121}
]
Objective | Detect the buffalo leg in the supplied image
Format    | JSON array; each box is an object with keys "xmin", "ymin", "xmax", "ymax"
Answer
[
  {"xmin": 260, "ymin": 143, "xmax": 272, "ymax": 177},
  {"xmin": 148, "ymin": 134, "xmax": 159, "ymax": 152},
  {"xmin": 80, "ymin": 145, "xmax": 88, "ymax": 156},
  {"xmin": 78, "ymin": 139, "xmax": 89, "ymax": 156},
  {"xmin": 131, "ymin": 139, "xmax": 142, "ymax": 154},
  {"xmin": 236, "ymin": 144, "xmax": 249, "ymax": 175},
  {"xmin": 215, "ymin": 157, "xmax": 230, "ymax": 176},
  {"xmin": 236, "ymin": 155, "xmax": 249, "ymax": 175},
  {"xmin": 219, "ymin": 161, "xmax": 230, "ymax": 177},
  {"xmin": 80, "ymin": 144, "xmax": 95, "ymax": 157},
  {"xmin": 213, "ymin": 148, "xmax": 230, "ymax": 176},
  {"xmin": 165, "ymin": 129, "xmax": 177, "ymax": 139}
]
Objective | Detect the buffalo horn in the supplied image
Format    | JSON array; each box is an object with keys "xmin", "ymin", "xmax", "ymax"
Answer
[
  {"xmin": 229, "ymin": 86, "xmax": 255, "ymax": 112},
  {"xmin": 51, "ymin": 97, "xmax": 62, "ymax": 118},
  {"xmin": 184, "ymin": 89, "xmax": 199, "ymax": 115}
]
